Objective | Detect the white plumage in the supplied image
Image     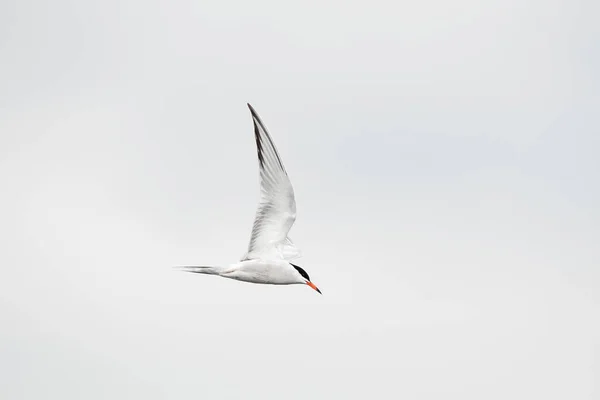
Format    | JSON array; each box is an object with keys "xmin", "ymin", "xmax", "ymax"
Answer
[
  {"xmin": 242, "ymin": 103, "xmax": 301, "ymax": 262},
  {"xmin": 178, "ymin": 104, "xmax": 321, "ymax": 294}
]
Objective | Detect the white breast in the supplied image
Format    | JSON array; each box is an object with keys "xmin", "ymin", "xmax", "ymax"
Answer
[{"xmin": 221, "ymin": 259, "xmax": 303, "ymax": 285}]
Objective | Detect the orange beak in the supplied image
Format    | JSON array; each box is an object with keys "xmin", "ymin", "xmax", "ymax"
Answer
[{"xmin": 306, "ymin": 281, "xmax": 322, "ymax": 294}]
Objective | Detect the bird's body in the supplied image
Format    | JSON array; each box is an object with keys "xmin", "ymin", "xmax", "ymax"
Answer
[
  {"xmin": 178, "ymin": 104, "xmax": 321, "ymax": 294},
  {"xmin": 184, "ymin": 259, "xmax": 304, "ymax": 285}
]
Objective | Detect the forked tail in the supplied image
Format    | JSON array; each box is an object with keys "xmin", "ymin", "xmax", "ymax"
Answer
[{"xmin": 175, "ymin": 265, "xmax": 222, "ymax": 275}]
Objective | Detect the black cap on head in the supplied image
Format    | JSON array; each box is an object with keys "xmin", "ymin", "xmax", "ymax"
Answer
[{"xmin": 291, "ymin": 263, "xmax": 310, "ymax": 282}]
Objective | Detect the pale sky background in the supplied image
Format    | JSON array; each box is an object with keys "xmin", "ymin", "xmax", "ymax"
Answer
[{"xmin": 1, "ymin": 0, "xmax": 599, "ymax": 398}]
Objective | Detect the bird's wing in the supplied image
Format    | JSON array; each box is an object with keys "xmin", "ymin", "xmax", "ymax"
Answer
[{"xmin": 242, "ymin": 104, "xmax": 301, "ymax": 261}]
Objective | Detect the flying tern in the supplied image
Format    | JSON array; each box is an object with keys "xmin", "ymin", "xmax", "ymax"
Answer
[{"xmin": 178, "ymin": 104, "xmax": 321, "ymax": 294}]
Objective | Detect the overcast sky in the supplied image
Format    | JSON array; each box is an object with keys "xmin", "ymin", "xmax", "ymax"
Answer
[{"xmin": 1, "ymin": 0, "xmax": 599, "ymax": 398}]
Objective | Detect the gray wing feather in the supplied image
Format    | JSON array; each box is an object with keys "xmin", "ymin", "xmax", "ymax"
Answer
[{"xmin": 242, "ymin": 104, "xmax": 301, "ymax": 261}]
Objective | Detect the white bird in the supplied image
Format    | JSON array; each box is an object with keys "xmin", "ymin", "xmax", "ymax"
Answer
[{"xmin": 178, "ymin": 104, "xmax": 321, "ymax": 294}]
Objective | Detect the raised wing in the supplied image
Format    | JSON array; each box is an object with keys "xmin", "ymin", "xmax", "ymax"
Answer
[{"xmin": 242, "ymin": 104, "xmax": 301, "ymax": 261}]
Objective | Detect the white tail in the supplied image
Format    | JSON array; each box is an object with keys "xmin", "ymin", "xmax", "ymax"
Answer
[{"xmin": 175, "ymin": 265, "xmax": 222, "ymax": 275}]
